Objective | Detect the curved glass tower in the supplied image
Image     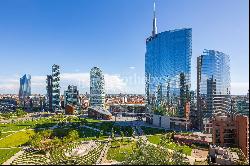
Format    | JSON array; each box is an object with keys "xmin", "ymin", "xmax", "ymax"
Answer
[
  {"xmin": 90, "ymin": 67, "xmax": 105, "ymax": 108},
  {"xmin": 19, "ymin": 74, "xmax": 31, "ymax": 99},
  {"xmin": 145, "ymin": 28, "xmax": 192, "ymax": 117}
]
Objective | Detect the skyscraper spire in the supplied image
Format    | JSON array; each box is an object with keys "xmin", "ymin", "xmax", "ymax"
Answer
[{"xmin": 152, "ymin": 0, "xmax": 157, "ymax": 37}]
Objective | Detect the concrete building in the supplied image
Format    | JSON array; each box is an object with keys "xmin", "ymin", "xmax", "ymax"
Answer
[
  {"xmin": 152, "ymin": 114, "xmax": 191, "ymax": 131},
  {"xmin": 212, "ymin": 112, "xmax": 249, "ymax": 158}
]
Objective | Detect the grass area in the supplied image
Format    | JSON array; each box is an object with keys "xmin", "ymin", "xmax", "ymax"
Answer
[
  {"xmin": 0, "ymin": 132, "xmax": 13, "ymax": 139},
  {"xmin": 107, "ymin": 141, "xmax": 136, "ymax": 162},
  {"xmin": 141, "ymin": 126, "xmax": 166, "ymax": 135},
  {"xmin": 85, "ymin": 118, "xmax": 101, "ymax": 123},
  {"xmin": 0, "ymin": 148, "xmax": 21, "ymax": 164},
  {"xmin": 0, "ymin": 124, "xmax": 27, "ymax": 132},
  {"xmin": 164, "ymin": 142, "xmax": 192, "ymax": 156},
  {"xmin": 147, "ymin": 134, "xmax": 162, "ymax": 145},
  {"xmin": 0, "ymin": 130, "xmax": 35, "ymax": 148},
  {"xmin": 147, "ymin": 134, "xmax": 192, "ymax": 156}
]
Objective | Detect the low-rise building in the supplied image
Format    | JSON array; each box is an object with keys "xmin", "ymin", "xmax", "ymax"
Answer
[
  {"xmin": 212, "ymin": 112, "xmax": 249, "ymax": 158},
  {"xmin": 88, "ymin": 106, "xmax": 112, "ymax": 120},
  {"xmin": 174, "ymin": 132, "xmax": 212, "ymax": 146},
  {"xmin": 151, "ymin": 114, "xmax": 191, "ymax": 131},
  {"xmin": 209, "ymin": 145, "xmax": 240, "ymax": 165}
]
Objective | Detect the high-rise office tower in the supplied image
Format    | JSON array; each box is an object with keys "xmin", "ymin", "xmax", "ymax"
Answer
[
  {"xmin": 64, "ymin": 85, "xmax": 80, "ymax": 107},
  {"xmin": 19, "ymin": 74, "xmax": 31, "ymax": 99},
  {"xmin": 46, "ymin": 64, "xmax": 60, "ymax": 111},
  {"xmin": 197, "ymin": 49, "xmax": 231, "ymax": 129},
  {"xmin": 52, "ymin": 64, "xmax": 60, "ymax": 110},
  {"xmin": 46, "ymin": 75, "xmax": 53, "ymax": 111},
  {"xmin": 90, "ymin": 67, "xmax": 105, "ymax": 108},
  {"xmin": 145, "ymin": 2, "xmax": 192, "ymax": 118}
]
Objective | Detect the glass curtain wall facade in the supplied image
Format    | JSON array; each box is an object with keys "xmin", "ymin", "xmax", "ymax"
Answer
[
  {"xmin": 90, "ymin": 67, "xmax": 105, "ymax": 108},
  {"xmin": 145, "ymin": 28, "xmax": 192, "ymax": 118},
  {"xmin": 19, "ymin": 74, "xmax": 31, "ymax": 99},
  {"xmin": 197, "ymin": 50, "xmax": 231, "ymax": 128}
]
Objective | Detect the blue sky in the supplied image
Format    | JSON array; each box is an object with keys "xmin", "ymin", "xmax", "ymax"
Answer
[{"xmin": 0, "ymin": 0, "xmax": 249, "ymax": 95}]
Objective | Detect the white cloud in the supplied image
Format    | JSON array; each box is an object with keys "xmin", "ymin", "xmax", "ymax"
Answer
[
  {"xmin": 0, "ymin": 74, "xmax": 248, "ymax": 95},
  {"xmin": 0, "ymin": 73, "xmax": 128, "ymax": 94},
  {"xmin": 129, "ymin": 66, "xmax": 135, "ymax": 70}
]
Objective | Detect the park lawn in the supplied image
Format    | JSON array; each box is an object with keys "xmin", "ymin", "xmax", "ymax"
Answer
[
  {"xmin": 164, "ymin": 142, "xmax": 192, "ymax": 156},
  {"xmin": 0, "ymin": 132, "xmax": 13, "ymax": 139},
  {"xmin": 147, "ymin": 134, "xmax": 162, "ymax": 145},
  {"xmin": 141, "ymin": 126, "xmax": 166, "ymax": 135},
  {"xmin": 0, "ymin": 130, "xmax": 35, "ymax": 148},
  {"xmin": 85, "ymin": 118, "xmax": 101, "ymax": 123},
  {"xmin": 107, "ymin": 141, "xmax": 136, "ymax": 162},
  {"xmin": 0, "ymin": 148, "xmax": 21, "ymax": 164},
  {"xmin": 0, "ymin": 124, "xmax": 27, "ymax": 132}
]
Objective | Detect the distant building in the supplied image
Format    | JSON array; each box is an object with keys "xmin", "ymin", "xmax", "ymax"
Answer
[
  {"xmin": 197, "ymin": 50, "xmax": 231, "ymax": 130},
  {"xmin": 88, "ymin": 106, "xmax": 112, "ymax": 120},
  {"xmin": 212, "ymin": 112, "xmax": 249, "ymax": 158},
  {"xmin": 90, "ymin": 67, "xmax": 105, "ymax": 108},
  {"xmin": 145, "ymin": 2, "xmax": 192, "ymax": 120},
  {"xmin": 46, "ymin": 64, "xmax": 60, "ymax": 112},
  {"xmin": 64, "ymin": 85, "xmax": 80, "ymax": 108},
  {"xmin": 174, "ymin": 132, "xmax": 212, "ymax": 146},
  {"xmin": 65, "ymin": 104, "xmax": 75, "ymax": 115},
  {"xmin": 52, "ymin": 64, "xmax": 60, "ymax": 110},
  {"xmin": 46, "ymin": 75, "xmax": 53, "ymax": 111},
  {"xmin": 19, "ymin": 74, "xmax": 31, "ymax": 99}
]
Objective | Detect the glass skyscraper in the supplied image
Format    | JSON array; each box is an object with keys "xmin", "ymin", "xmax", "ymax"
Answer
[
  {"xmin": 197, "ymin": 49, "xmax": 231, "ymax": 129},
  {"xmin": 145, "ymin": 28, "xmax": 192, "ymax": 117},
  {"xmin": 19, "ymin": 74, "xmax": 31, "ymax": 99},
  {"xmin": 145, "ymin": 2, "xmax": 192, "ymax": 118},
  {"xmin": 90, "ymin": 67, "xmax": 105, "ymax": 108}
]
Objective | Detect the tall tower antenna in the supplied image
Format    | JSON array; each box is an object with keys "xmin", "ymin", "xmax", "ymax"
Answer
[{"xmin": 152, "ymin": 0, "xmax": 157, "ymax": 37}]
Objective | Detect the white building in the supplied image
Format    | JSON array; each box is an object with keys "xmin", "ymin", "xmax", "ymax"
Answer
[{"xmin": 90, "ymin": 67, "xmax": 105, "ymax": 108}]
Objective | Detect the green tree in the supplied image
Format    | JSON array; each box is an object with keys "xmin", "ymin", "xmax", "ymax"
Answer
[
  {"xmin": 124, "ymin": 138, "xmax": 172, "ymax": 165},
  {"xmin": 66, "ymin": 130, "xmax": 79, "ymax": 142},
  {"xmin": 172, "ymin": 149, "xmax": 189, "ymax": 165},
  {"xmin": 120, "ymin": 131, "xmax": 124, "ymax": 142}
]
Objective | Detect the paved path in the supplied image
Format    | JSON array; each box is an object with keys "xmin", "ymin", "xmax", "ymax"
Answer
[
  {"xmin": 0, "ymin": 147, "xmax": 19, "ymax": 149},
  {"xmin": 96, "ymin": 142, "xmax": 110, "ymax": 164}
]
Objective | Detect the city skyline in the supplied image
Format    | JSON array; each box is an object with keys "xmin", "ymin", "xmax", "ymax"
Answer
[{"xmin": 0, "ymin": 0, "xmax": 248, "ymax": 95}]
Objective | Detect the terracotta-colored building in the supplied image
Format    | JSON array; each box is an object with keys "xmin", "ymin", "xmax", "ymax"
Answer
[
  {"xmin": 212, "ymin": 112, "xmax": 249, "ymax": 158},
  {"xmin": 65, "ymin": 105, "xmax": 75, "ymax": 115},
  {"xmin": 235, "ymin": 115, "xmax": 249, "ymax": 158}
]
